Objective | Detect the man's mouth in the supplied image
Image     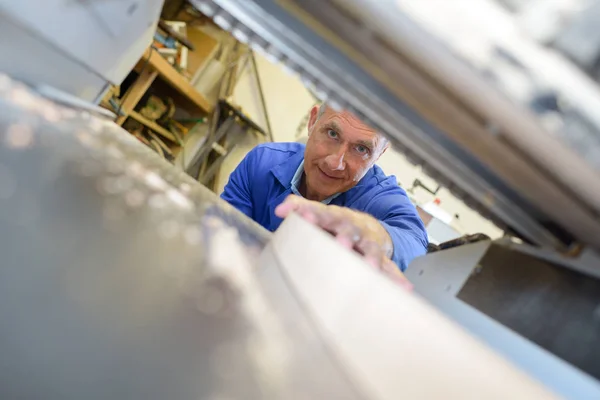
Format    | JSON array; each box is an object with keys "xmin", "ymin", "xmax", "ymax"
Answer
[{"xmin": 317, "ymin": 166, "xmax": 343, "ymax": 180}]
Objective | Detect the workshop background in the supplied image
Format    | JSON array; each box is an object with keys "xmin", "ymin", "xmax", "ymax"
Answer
[
  {"xmin": 96, "ymin": 0, "xmax": 600, "ymax": 245},
  {"xmin": 99, "ymin": 0, "xmax": 503, "ymax": 245}
]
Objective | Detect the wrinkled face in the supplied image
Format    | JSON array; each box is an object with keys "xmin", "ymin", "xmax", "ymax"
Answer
[{"xmin": 303, "ymin": 106, "xmax": 388, "ymax": 201}]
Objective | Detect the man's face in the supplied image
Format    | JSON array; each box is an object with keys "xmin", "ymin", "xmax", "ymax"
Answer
[{"xmin": 303, "ymin": 106, "xmax": 387, "ymax": 201}]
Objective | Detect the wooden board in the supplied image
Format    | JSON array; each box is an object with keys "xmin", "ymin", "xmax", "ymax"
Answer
[
  {"xmin": 116, "ymin": 69, "xmax": 158, "ymax": 126},
  {"xmin": 262, "ymin": 214, "xmax": 558, "ymax": 400},
  {"xmin": 128, "ymin": 110, "xmax": 177, "ymax": 143}
]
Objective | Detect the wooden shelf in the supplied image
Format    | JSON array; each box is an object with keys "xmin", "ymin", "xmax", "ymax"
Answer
[
  {"xmin": 136, "ymin": 48, "xmax": 213, "ymax": 114},
  {"xmin": 103, "ymin": 29, "xmax": 219, "ymax": 160},
  {"xmin": 105, "ymin": 44, "xmax": 215, "ymax": 151}
]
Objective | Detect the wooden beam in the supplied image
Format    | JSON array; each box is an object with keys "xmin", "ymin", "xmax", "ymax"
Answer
[
  {"xmin": 137, "ymin": 48, "xmax": 213, "ymax": 114},
  {"xmin": 116, "ymin": 69, "xmax": 158, "ymax": 126},
  {"xmin": 128, "ymin": 110, "xmax": 177, "ymax": 143}
]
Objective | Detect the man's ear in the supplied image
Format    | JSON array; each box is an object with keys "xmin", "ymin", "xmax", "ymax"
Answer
[{"xmin": 307, "ymin": 105, "xmax": 320, "ymax": 136}]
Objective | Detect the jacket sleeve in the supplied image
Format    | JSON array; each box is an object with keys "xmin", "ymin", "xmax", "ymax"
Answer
[
  {"xmin": 364, "ymin": 183, "xmax": 428, "ymax": 272},
  {"xmin": 220, "ymin": 148, "xmax": 256, "ymax": 219}
]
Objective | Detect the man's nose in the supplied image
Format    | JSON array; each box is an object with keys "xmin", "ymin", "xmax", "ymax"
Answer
[{"xmin": 325, "ymin": 148, "xmax": 346, "ymax": 171}]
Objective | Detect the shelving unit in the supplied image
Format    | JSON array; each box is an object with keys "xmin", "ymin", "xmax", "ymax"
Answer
[{"xmin": 109, "ymin": 46, "xmax": 214, "ymax": 144}]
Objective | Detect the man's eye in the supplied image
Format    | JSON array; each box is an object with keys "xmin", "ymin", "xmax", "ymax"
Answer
[
  {"xmin": 355, "ymin": 145, "xmax": 369, "ymax": 154},
  {"xmin": 327, "ymin": 129, "xmax": 338, "ymax": 139}
]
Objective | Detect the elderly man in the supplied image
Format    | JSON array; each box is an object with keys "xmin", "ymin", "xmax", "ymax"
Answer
[{"xmin": 221, "ymin": 104, "xmax": 427, "ymax": 285}]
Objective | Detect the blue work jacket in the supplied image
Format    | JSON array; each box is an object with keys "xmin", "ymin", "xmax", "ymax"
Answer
[{"xmin": 221, "ymin": 142, "xmax": 428, "ymax": 271}]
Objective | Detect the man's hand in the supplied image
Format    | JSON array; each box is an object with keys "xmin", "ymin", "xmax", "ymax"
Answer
[{"xmin": 275, "ymin": 195, "xmax": 412, "ymax": 289}]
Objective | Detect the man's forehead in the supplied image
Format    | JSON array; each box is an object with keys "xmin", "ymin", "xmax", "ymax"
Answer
[{"xmin": 322, "ymin": 108, "xmax": 377, "ymax": 135}]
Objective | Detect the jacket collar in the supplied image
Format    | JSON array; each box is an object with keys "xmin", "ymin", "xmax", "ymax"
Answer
[{"xmin": 271, "ymin": 146, "xmax": 305, "ymax": 189}]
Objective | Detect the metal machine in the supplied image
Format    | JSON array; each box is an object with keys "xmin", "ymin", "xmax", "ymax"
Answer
[
  {"xmin": 0, "ymin": 75, "xmax": 557, "ymax": 400},
  {"xmin": 1, "ymin": 0, "xmax": 600, "ymax": 398},
  {"xmin": 0, "ymin": 0, "xmax": 164, "ymax": 103}
]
